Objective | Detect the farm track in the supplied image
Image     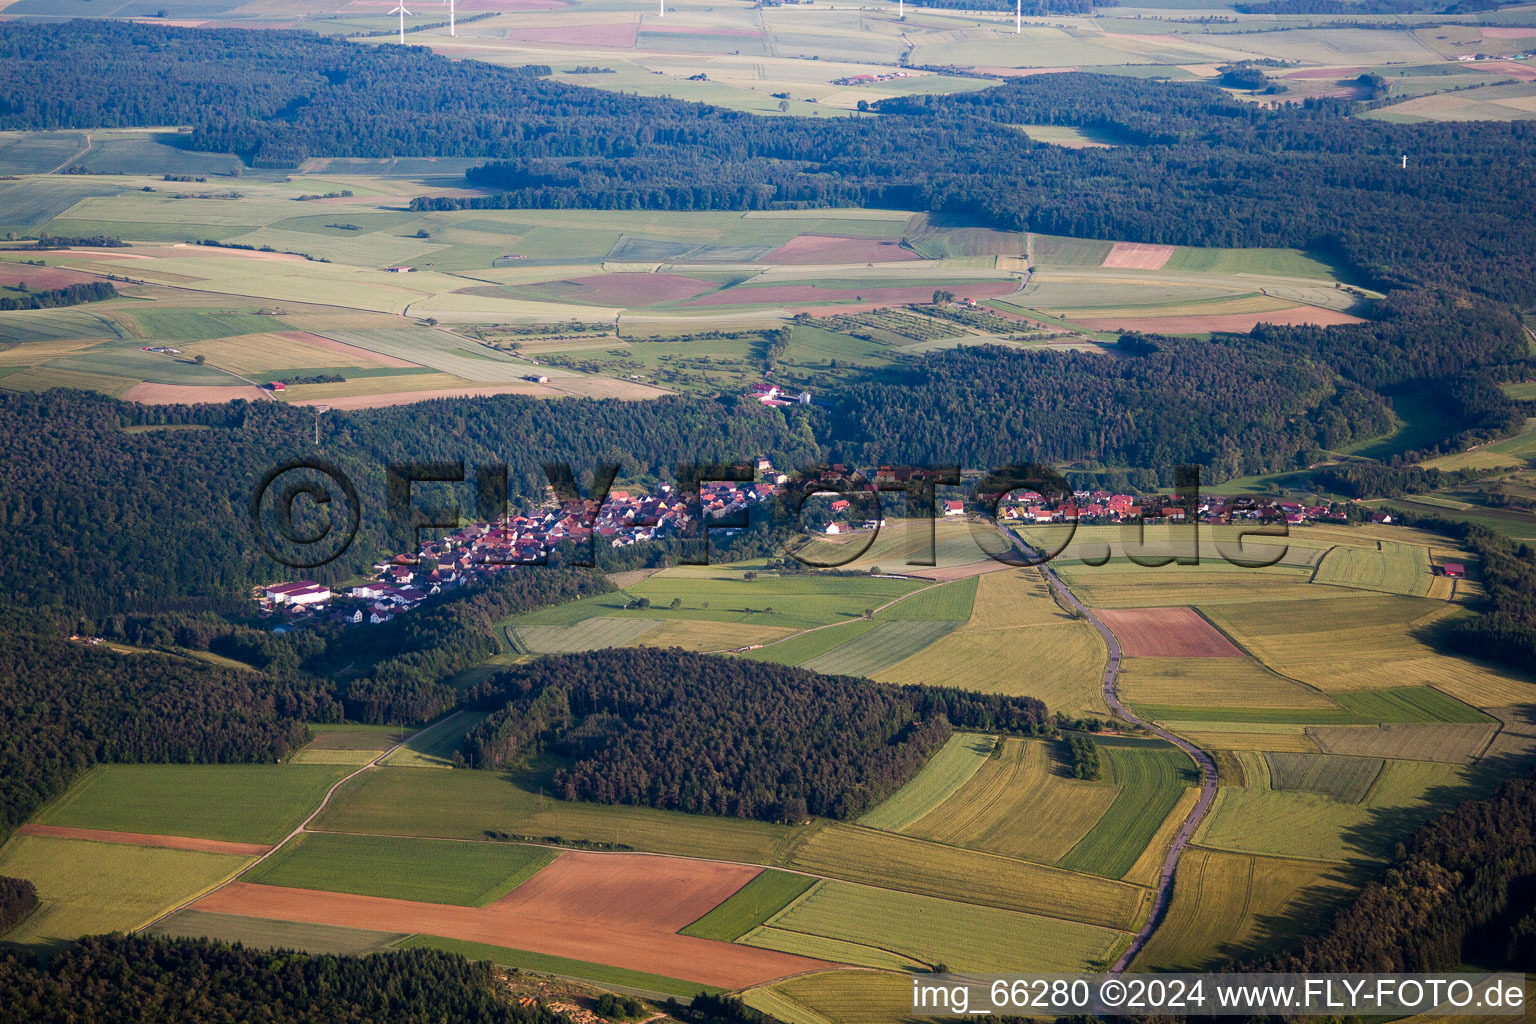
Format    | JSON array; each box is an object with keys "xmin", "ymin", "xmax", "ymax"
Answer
[{"xmin": 999, "ymin": 527, "xmax": 1218, "ymax": 973}]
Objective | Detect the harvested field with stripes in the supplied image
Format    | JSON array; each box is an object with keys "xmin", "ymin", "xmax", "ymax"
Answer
[{"xmin": 1094, "ymin": 607, "xmax": 1243, "ymax": 658}]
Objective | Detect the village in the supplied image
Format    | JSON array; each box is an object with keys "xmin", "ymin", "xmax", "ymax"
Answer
[{"xmin": 257, "ymin": 460, "xmax": 1416, "ymax": 627}]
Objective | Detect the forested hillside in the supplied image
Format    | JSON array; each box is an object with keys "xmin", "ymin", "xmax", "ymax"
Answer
[
  {"xmin": 0, "ymin": 937, "xmax": 562, "ymax": 1024},
  {"xmin": 464, "ymin": 648, "xmax": 1049, "ymax": 822},
  {"xmin": 0, "ymin": 389, "xmax": 816, "ymax": 618}
]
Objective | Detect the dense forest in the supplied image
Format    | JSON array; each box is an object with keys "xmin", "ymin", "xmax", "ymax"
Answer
[
  {"xmin": 0, "ymin": 937, "xmax": 564, "ymax": 1024},
  {"xmin": 0, "ymin": 629, "xmax": 333, "ymax": 840},
  {"xmin": 464, "ymin": 648, "xmax": 1049, "ymax": 823},
  {"xmin": 1246, "ymin": 767, "xmax": 1536, "ymax": 974}
]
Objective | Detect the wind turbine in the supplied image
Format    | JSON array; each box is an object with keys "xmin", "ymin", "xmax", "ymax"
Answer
[
  {"xmin": 659, "ymin": 0, "xmax": 664, "ymax": 17},
  {"xmin": 1016, "ymin": 0, "xmax": 1022, "ymax": 33},
  {"xmin": 391, "ymin": 1, "xmax": 410, "ymax": 43},
  {"xmin": 447, "ymin": 0, "xmax": 455, "ymax": 36}
]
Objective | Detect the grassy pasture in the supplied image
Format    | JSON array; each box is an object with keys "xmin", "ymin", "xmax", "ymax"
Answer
[
  {"xmin": 0, "ymin": 307, "xmax": 131, "ymax": 344},
  {"xmin": 1312, "ymin": 541, "xmax": 1431, "ymax": 597},
  {"xmin": 244, "ymin": 832, "xmax": 556, "ymax": 906},
  {"xmin": 313, "ymin": 766, "xmax": 799, "ymax": 866},
  {"xmin": 1196, "ymin": 758, "xmax": 1488, "ymax": 863},
  {"xmin": 856, "ymin": 732, "xmax": 997, "ymax": 831},
  {"xmin": 1117, "ymin": 657, "xmax": 1338, "ymax": 710},
  {"xmin": 511, "ymin": 616, "xmax": 663, "ymax": 654},
  {"xmin": 1262, "ymin": 752, "xmax": 1383, "ymax": 803},
  {"xmin": 738, "ymin": 618, "xmax": 881, "ymax": 666},
  {"xmin": 782, "ymin": 822, "xmax": 1147, "ymax": 931},
  {"xmin": 381, "ymin": 712, "xmax": 488, "ymax": 768},
  {"xmin": 1307, "ymin": 723, "xmax": 1499, "ymax": 764},
  {"xmin": 1134, "ymin": 847, "xmax": 1358, "ymax": 971},
  {"xmin": 147, "ymin": 909, "xmax": 407, "ymax": 956},
  {"xmin": 756, "ymin": 971, "xmax": 916, "ymax": 1024},
  {"xmin": 399, "ymin": 936, "xmax": 716, "ymax": 999},
  {"xmin": 800, "ymin": 619, "xmax": 961, "ymax": 677},
  {"xmin": 1132, "ymin": 685, "xmax": 1489, "ymax": 726},
  {"xmin": 0, "ymin": 835, "xmax": 248, "ymax": 958},
  {"xmin": 906, "ymin": 737, "xmax": 1118, "ymax": 864},
  {"xmin": 130, "ymin": 308, "xmax": 284, "ymax": 342},
  {"xmin": 881, "ymin": 576, "xmax": 979, "ymax": 620},
  {"xmin": 1058, "ymin": 737, "xmax": 1197, "ymax": 880},
  {"xmin": 36, "ymin": 764, "xmax": 350, "ymax": 845},
  {"xmin": 745, "ymin": 879, "xmax": 1126, "ymax": 973},
  {"xmin": 680, "ymin": 869, "xmax": 818, "ymax": 942},
  {"xmin": 638, "ymin": 619, "xmax": 798, "ymax": 651}
]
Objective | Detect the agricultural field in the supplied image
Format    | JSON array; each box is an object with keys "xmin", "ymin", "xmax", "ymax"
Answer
[
  {"xmin": 399, "ymin": 936, "xmax": 715, "ymax": 999},
  {"xmin": 1312, "ymin": 540, "xmax": 1433, "ymax": 596},
  {"xmin": 752, "ymin": 970, "xmax": 917, "ymax": 1024},
  {"xmin": 289, "ymin": 722, "xmax": 406, "ymax": 765},
  {"xmin": 0, "ymin": 834, "xmax": 250, "ymax": 957},
  {"xmin": 904, "ymin": 737, "xmax": 1120, "ymax": 865},
  {"xmin": 35, "ymin": 764, "xmax": 351, "ymax": 845},
  {"xmin": 855, "ymin": 732, "xmax": 997, "ymax": 832},
  {"xmin": 1134, "ymin": 847, "xmax": 1359, "ymax": 970},
  {"xmin": 244, "ymin": 833, "xmax": 557, "ymax": 906},
  {"xmin": 1056, "ymin": 737, "xmax": 1198, "ymax": 880},
  {"xmin": 681, "ymin": 869, "xmax": 819, "ymax": 942},
  {"xmin": 148, "ymin": 909, "xmax": 408, "ymax": 957},
  {"xmin": 382, "ymin": 711, "xmax": 489, "ymax": 768},
  {"xmin": 742, "ymin": 879, "xmax": 1125, "ymax": 973}
]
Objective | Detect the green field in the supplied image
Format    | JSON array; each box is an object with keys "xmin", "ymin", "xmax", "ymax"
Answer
[
  {"xmin": 905, "ymin": 737, "xmax": 1118, "ymax": 865},
  {"xmin": 783, "ymin": 822, "xmax": 1147, "ymax": 931},
  {"xmin": 800, "ymin": 619, "xmax": 962, "ymax": 677},
  {"xmin": 147, "ymin": 909, "xmax": 408, "ymax": 956},
  {"xmin": 1057, "ymin": 737, "xmax": 1197, "ymax": 880},
  {"xmin": 313, "ymin": 766, "xmax": 799, "ymax": 865},
  {"xmin": 743, "ymin": 879, "xmax": 1125, "ymax": 973},
  {"xmin": 0, "ymin": 835, "xmax": 248, "ymax": 957},
  {"xmin": 244, "ymin": 832, "xmax": 556, "ymax": 905},
  {"xmin": 1313, "ymin": 541, "xmax": 1431, "ymax": 597},
  {"xmin": 1132, "ymin": 684, "xmax": 1491, "ymax": 727},
  {"xmin": 36, "ymin": 764, "xmax": 350, "ymax": 844},
  {"xmin": 738, "ymin": 618, "xmax": 881, "ymax": 666},
  {"xmin": 856, "ymin": 732, "xmax": 997, "ymax": 831},
  {"xmin": 880, "ymin": 576, "xmax": 979, "ymax": 620},
  {"xmin": 755, "ymin": 971, "xmax": 916, "ymax": 1024},
  {"xmin": 680, "ymin": 869, "xmax": 818, "ymax": 942},
  {"xmin": 382, "ymin": 711, "xmax": 488, "ymax": 768},
  {"xmin": 1261, "ymin": 752, "xmax": 1383, "ymax": 804},
  {"xmin": 398, "ymin": 935, "xmax": 719, "ymax": 998}
]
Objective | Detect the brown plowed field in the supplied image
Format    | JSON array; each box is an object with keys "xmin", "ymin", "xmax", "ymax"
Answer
[
  {"xmin": 1095, "ymin": 606, "xmax": 1244, "ymax": 658},
  {"xmin": 1076, "ymin": 306, "xmax": 1362, "ymax": 335},
  {"xmin": 123, "ymin": 382, "xmax": 272, "ymax": 404},
  {"xmin": 1100, "ymin": 242, "xmax": 1176, "ymax": 270},
  {"xmin": 17, "ymin": 823, "xmax": 271, "ymax": 857},
  {"xmin": 0, "ymin": 265, "xmax": 100, "ymax": 290},
  {"xmin": 194, "ymin": 852, "xmax": 833, "ymax": 987},
  {"xmin": 763, "ymin": 235, "xmax": 918, "ymax": 265}
]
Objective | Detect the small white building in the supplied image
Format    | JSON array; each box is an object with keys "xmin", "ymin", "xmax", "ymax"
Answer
[{"xmin": 264, "ymin": 581, "xmax": 332, "ymax": 606}]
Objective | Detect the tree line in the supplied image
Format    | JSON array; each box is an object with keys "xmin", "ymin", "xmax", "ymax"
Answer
[
  {"xmin": 462, "ymin": 647, "xmax": 1049, "ymax": 823},
  {"xmin": 0, "ymin": 281, "xmax": 114, "ymax": 311}
]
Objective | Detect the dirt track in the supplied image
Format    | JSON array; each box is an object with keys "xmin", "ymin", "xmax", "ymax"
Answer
[
  {"xmin": 193, "ymin": 852, "xmax": 833, "ymax": 988},
  {"xmin": 1094, "ymin": 607, "xmax": 1243, "ymax": 658},
  {"xmin": 18, "ymin": 824, "xmax": 272, "ymax": 857}
]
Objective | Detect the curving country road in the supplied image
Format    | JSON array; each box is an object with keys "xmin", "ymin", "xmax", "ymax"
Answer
[{"xmin": 1000, "ymin": 528, "xmax": 1219, "ymax": 973}]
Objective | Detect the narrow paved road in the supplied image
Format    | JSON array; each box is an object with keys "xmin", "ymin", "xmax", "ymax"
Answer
[{"xmin": 1001, "ymin": 529, "xmax": 1219, "ymax": 973}]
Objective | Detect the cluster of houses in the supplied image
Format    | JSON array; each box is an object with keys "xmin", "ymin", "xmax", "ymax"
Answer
[
  {"xmin": 257, "ymin": 457, "xmax": 790, "ymax": 627},
  {"xmin": 992, "ymin": 491, "xmax": 1389, "ymax": 528}
]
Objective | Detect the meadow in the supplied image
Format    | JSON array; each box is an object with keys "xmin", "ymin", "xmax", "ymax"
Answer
[
  {"xmin": 147, "ymin": 909, "xmax": 408, "ymax": 956},
  {"xmin": 1057, "ymin": 737, "xmax": 1198, "ymax": 880},
  {"xmin": 1133, "ymin": 847, "xmax": 1358, "ymax": 970},
  {"xmin": 855, "ymin": 732, "xmax": 997, "ymax": 832},
  {"xmin": 244, "ymin": 833, "xmax": 556, "ymax": 906},
  {"xmin": 36, "ymin": 764, "xmax": 351, "ymax": 845},
  {"xmin": 680, "ymin": 869, "xmax": 819, "ymax": 943},
  {"xmin": 904, "ymin": 736, "xmax": 1120, "ymax": 865},
  {"xmin": 0, "ymin": 835, "xmax": 249, "ymax": 957}
]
